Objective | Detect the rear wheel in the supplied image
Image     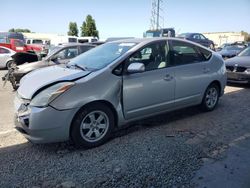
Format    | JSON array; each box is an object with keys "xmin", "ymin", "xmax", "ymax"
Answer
[
  {"xmin": 71, "ymin": 103, "xmax": 115, "ymax": 148},
  {"xmin": 201, "ymin": 83, "xmax": 219, "ymax": 111}
]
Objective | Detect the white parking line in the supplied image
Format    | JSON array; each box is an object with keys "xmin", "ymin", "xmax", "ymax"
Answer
[{"xmin": 0, "ymin": 129, "xmax": 16, "ymax": 135}]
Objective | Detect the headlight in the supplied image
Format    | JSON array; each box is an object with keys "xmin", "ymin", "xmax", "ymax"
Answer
[
  {"xmin": 30, "ymin": 82, "xmax": 75, "ymax": 107},
  {"xmin": 245, "ymin": 68, "xmax": 250, "ymax": 74}
]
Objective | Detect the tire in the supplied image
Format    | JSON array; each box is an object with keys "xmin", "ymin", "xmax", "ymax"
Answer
[
  {"xmin": 6, "ymin": 60, "xmax": 15, "ymax": 69},
  {"xmin": 209, "ymin": 44, "xmax": 215, "ymax": 51},
  {"xmin": 200, "ymin": 83, "xmax": 219, "ymax": 111},
  {"xmin": 71, "ymin": 103, "xmax": 115, "ymax": 148}
]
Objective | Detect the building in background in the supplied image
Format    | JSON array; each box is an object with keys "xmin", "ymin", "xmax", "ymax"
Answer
[{"xmin": 203, "ymin": 32, "xmax": 244, "ymax": 47}]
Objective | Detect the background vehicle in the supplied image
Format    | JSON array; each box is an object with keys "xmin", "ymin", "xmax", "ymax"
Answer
[
  {"xmin": 225, "ymin": 46, "xmax": 250, "ymax": 84},
  {"xmin": 178, "ymin": 33, "xmax": 215, "ymax": 50},
  {"xmin": 144, "ymin": 28, "xmax": 175, "ymax": 38},
  {"xmin": 2, "ymin": 43, "xmax": 95, "ymax": 89},
  {"xmin": 216, "ymin": 43, "xmax": 231, "ymax": 51},
  {"xmin": 77, "ymin": 36, "xmax": 98, "ymax": 43},
  {"xmin": 0, "ymin": 46, "xmax": 16, "ymax": 68},
  {"xmin": 14, "ymin": 38, "xmax": 226, "ymax": 148},
  {"xmin": 219, "ymin": 45, "xmax": 246, "ymax": 59},
  {"xmin": 0, "ymin": 38, "xmax": 42, "ymax": 53},
  {"xmin": 50, "ymin": 36, "xmax": 78, "ymax": 46},
  {"xmin": 26, "ymin": 38, "xmax": 50, "ymax": 45},
  {"xmin": 0, "ymin": 32, "xmax": 25, "ymax": 43},
  {"xmin": 26, "ymin": 38, "xmax": 50, "ymax": 55}
]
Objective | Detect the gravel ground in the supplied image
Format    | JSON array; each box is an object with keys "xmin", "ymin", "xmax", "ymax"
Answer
[{"xmin": 0, "ymin": 69, "xmax": 250, "ymax": 188}]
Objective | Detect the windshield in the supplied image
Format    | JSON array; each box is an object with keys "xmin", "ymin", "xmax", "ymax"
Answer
[
  {"xmin": 145, "ymin": 31, "xmax": 161, "ymax": 38},
  {"xmin": 238, "ymin": 47, "xmax": 250, "ymax": 56},
  {"xmin": 223, "ymin": 46, "xmax": 243, "ymax": 51},
  {"xmin": 68, "ymin": 42, "xmax": 137, "ymax": 70}
]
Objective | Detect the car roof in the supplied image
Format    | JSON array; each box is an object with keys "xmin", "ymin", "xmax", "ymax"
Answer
[
  {"xmin": 58, "ymin": 43, "xmax": 96, "ymax": 47},
  {"xmin": 107, "ymin": 37, "xmax": 204, "ymax": 44},
  {"xmin": 107, "ymin": 37, "xmax": 168, "ymax": 43}
]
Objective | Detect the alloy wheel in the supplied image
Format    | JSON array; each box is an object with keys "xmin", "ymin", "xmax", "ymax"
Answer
[
  {"xmin": 205, "ymin": 87, "xmax": 218, "ymax": 109},
  {"xmin": 80, "ymin": 110, "xmax": 109, "ymax": 142}
]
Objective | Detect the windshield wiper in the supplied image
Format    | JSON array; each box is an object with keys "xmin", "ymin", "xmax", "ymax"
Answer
[
  {"xmin": 75, "ymin": 64, "xmax": 87, "ymax": 71},
  {"xmin": 66, "ymin": 64, "xmax": 87, "ymax": 71}
]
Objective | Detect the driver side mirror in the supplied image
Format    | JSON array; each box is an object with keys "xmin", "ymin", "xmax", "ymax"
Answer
[{"xmin": 127, "ymin": 62, "xmax": 145, "ymax": 73}]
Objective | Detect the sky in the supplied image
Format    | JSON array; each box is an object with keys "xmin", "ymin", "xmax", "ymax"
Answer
[{"xmin": 1, "ymin": 0, "xmax": 250, "ymax": 40}]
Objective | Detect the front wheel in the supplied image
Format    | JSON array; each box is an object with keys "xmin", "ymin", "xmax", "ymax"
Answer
[
  {"xmin": 6, "ymin": 60, "xmax": 16, "ymax": 69},
  {"xmin": 71, "ymin": 104, "xmax": 115, "ymax": 148},
  {"xmin": 209, "ymin": 44, "xmax": 215, "ymax": 51},
  {"xmin": 201, "ymin": 84, "xmax": 219, "ymax": 111}
]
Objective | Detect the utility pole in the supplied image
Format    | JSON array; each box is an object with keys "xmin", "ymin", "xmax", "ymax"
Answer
[
  {"xmin": 150, "ymin": 0, "xmax": 164, "ymax": 30},
  {"xmin": 156, "ymin": 0, "xmax": 160, "ymax": 30}
]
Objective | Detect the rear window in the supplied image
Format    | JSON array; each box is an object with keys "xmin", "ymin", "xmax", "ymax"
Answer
[{"xmin": 170, "ymin": 40, "xmax": 204, "ymax": 65}]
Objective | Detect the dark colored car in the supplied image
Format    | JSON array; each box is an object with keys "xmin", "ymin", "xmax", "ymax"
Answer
[
  {"xmin": 3, "ymin": 43, "xmax": 95, "ymax": 89},
  {"xmin": 219, "ymin": 45, "xmax": 245, "ymax": 59},
  {"xmin": 225, "ymin": 46, "xmax": 250, "ymax": 84},
  {"xmin": 216, "ymin": 43, "xmax": 231, "ymax": 51},
  {"xmin": 178, "ymin": 33, "xmax": 215, "ymax": 50}
]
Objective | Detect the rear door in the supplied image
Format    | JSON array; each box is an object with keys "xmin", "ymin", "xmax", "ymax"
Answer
[
  {"xmin": 122, "ymin": 40, "xmax": 176, "ymax": 119},
  {"xmin": 169, "ymin": 40, "xmax": 211, "ymax": 107}
]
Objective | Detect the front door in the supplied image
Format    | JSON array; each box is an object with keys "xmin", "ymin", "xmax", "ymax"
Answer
[{"xmin": 123, "ymin": 40, "xmax": 175, "ymax": 120}]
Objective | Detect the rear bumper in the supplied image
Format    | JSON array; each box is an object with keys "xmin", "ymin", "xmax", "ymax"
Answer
[{"xmin": 227, "ymin": 72, "xmax": 250, "ymax": 83}]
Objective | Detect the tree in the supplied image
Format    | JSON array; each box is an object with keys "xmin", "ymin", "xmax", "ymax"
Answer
[
  {"xmin": 67, "ymin": 22, "xmax": 79, "ymax": 36},
  {"xmin": 8, "ymin": 28, "xmax": 31, "ymax": 33},
  {"xmin": 80, "ymin": 15, "xmax": 99, "ymax": 38},
  {"xmin": 241, "ymin": 30, "xmax": 250, "ymax": 42}
]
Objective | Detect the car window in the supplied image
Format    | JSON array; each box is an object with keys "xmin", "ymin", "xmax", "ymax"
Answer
[
  {"xmin": 55, "ymin": 47, "xmax": 78, "ymax": 60},
  {"xmin": 197, "ymin": 46, "xmax": 212, "ymax": 60},
  {"xmin": 32, "ymin": 39, "xmax": 43, "ymax": 44},
  {"xmin": 199, "ymin": 34, "xmax": 206, "ymax": 40},
  {"xmin": 14, "ymin": 40, "xmax": 24, "ymax": 47},
  {"xmin": 79, "ymin": 45, "xmax": 94, "ymax": 54},
  {"xmin": 170, "ymin": 40, "xmax": 204, "ymax": 65},
  {"xmin": 127, "ymin": 41, "xmax": 169, "ymax": 71},
  {"xmin": 193, "ymin": 34, "xmax": 200, "ymax": 39},
  {"xmin": 0, "ymin": 47, "xmax": 10, "ymax": 54}
]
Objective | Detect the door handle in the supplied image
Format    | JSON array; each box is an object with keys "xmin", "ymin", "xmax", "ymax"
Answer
[
  {"xmin": 164, "ymin": 74, "xmax": 173, "ymax": 81},
  {"xmin": 203, "ymin": 68, "xmax": 210, "ymax": 73}
]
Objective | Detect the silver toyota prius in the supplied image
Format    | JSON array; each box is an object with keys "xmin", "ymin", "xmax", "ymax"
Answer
[{"xmin": 15, "ymin": 38, "xmax": 227, "ymax": 148}]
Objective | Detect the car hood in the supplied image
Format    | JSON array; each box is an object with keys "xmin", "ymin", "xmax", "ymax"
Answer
[
  {"xmin": 17, "ymin": 60, "xmax": 49, "ymax": 73},
  {"xmin": 18, "ymin": 65, "xmax": 91, "ymax": 99},
  {"xmin": 225, "ymin": 56, "xmax": 250, "ymax": 67},
  {"xmin": 219, "ymin": 50, "xmax": 240, "ymax": 56}
]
